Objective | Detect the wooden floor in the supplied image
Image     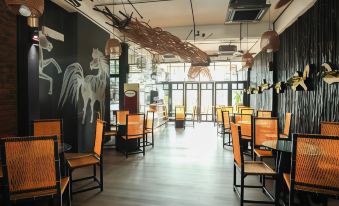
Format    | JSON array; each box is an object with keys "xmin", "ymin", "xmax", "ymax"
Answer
[
  {"xmin": 4, "ymin": 122, "xmax": 338, "ymax": 205},
  {"xmin": 71, "ymin": 122, "xmax": 276, "ymax": 206}
]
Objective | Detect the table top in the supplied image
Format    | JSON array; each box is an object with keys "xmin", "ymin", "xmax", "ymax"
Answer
[
  {"xmin": 262, "ymin": 140, "xmax": 292, "ymax": 153},
  {"xmin": 59, "ymin": 143, "xmax": 72, "ymax": 153}
]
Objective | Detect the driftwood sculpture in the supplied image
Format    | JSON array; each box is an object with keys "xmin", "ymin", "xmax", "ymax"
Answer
[
  {"xmin": 187, "ymin": 66, "xmax": 212, "ymax": 80},
  {"xmin": 321, "ymin": 63, "xmax": 339, "ymax": 84},
  {"xmin": 93, "ymin": 6, "xmax": 210, "ymax": 66},
  {"xmin": 273, "ymin": 81, "xmax": 286, "ymax": 94},
  {"xmin": 286, "ymin": 64, "xmax": 313, "ymax": 91}
]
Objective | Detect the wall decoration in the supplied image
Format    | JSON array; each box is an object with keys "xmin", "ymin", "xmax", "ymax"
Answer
[
  {"xmin": 321, "ymin": 63, "xmax": 339, "ymax": 84},
  {"xmin": 273, "ymin": 81, "xmax": 286, "ymax": 94},
  {"xmin": 187, "ymin": 66, "xmax": 212, "ymax": 81},
  {"xmin": 286, "ymin": 64, "xmax": 313, "ymax": 91},
  {"xmin": 259, "ymin": 79, "xmax": 271, "ymax": 92},
  {"xmin": 39, "ymin": 31, "xmax": 62, "ymax": 95},
  {"xmin": 93, "ymin": 7, "xmax": 210, "ymax": 66},
  {"xmin": 58, "ymin": 48, "xmax": 109, "ymax": 124}
]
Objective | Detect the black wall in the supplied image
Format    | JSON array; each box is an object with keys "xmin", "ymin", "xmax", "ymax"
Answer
[
  {"xmin": 251, "ymin": 0, "xmax": 339, "ymax": 134},
  {"xmin": 37, "ymin": 1, "xmax": 109, "ymax": 152}
]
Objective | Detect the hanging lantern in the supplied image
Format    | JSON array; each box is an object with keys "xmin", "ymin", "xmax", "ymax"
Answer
[
  {"xmin": 242, "ymin": 52, "xmax": 254, "ymax": 69},
  {"xmin": 105, "ymin": 38, "xmax": 121, "ymax": 58},
  {"xmin": 260, "ymin": 30, "xmax": 280, "ymax": 53}
]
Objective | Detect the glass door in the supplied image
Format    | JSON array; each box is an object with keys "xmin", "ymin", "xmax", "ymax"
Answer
[
  {"xmin": 231, "ymin": 83, "xmax": 245, "ymax": 106},
  {"xmin": 170, "ymin": 83, "xmax": 184, "ymax": 118},
  {"xmin": 185, "ymin": 83, "xmax": 198, "ymax": 115},
  {"xmin": 200, "ymin": 82, "xmax": 214, "ymax": 121}
]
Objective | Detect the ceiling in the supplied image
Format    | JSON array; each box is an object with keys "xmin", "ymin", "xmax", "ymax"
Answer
[{"xmin": 92, "ymin": 0, "xmax": 287, "ymax": 28}]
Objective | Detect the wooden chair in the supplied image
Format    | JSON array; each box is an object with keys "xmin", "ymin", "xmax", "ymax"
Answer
[
  {"xmin": 216, "ymin": 107, "xmax": 224, "ymax": 134},
  {"xmin": 222, "ymin": 111, "xmax": 232, "ymax": 147},
  {"xmin": 175, "ymin": 106, "xmax": 185, "ymax": 128},
  {"xmin": 145, "ymin": 111, "xmax": 155, "ymax": 147},
  {"xmin": 122, "ymin": 114, "xmax": 146, "ymax": 158},
  {"xmin": 103, "ymin": 111, "xmax": 118, "ymax": 149},
  {"xmin": 231, "ymin": 123, "xmax": 278, "ymax": 206},
  {"xmin": 280, "ymin": 113, "xmax": 292, "ymax": 139},
  {"xmin": 33, "ymin": 119, "xmax": 63, "ymax": 144},
  {"xmin": 116, "ymin": 110, "xmax": 130, "ymax": 125},
  {"xmin": 253, "ymin": 117, "xmax": 279, "ymax": 161},
  {"xmin": 320, "ymin": 122, "xmax": 339, "ymax": 136},
  {"xmin": 238, "ymin": 114, "xmax": 253, "ymax": 158},
  {"xmin": 185, "ymin": 105, "xmax": 197, "ymax": 128},
  {"xmin": 0, "ymin": 135, "xmax": 71, "ymax": 206},
  {"xmin": 223, "ymin": 106, "xmax": 234, "ymax": 114},
  {"xmin": 66, "ymin": 119, "xmax": 104, "ymax": 195},
  {"xmin": 241, "ymin": 108, "xmax": 254, "ymax": 115},
  {"xmin": 257, "ymin": 110, "xmax": 272, "ymax": 118},
  {"xmin": 283, "ymin": 134, "xmax": 339, "ymax": 205}
]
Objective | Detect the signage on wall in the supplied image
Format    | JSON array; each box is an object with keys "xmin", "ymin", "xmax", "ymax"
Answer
[{"xmin": 125, "ymin": 90, "xmax": 136, "ymax": 97}]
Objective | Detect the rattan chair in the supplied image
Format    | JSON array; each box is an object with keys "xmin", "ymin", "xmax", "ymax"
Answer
[
  {"xmin": 237, "ymin": 114, "xmax": 253, "ymax": 158},
  {"xmin": 0, "ymin": 136, "xmax": 71, "ymax": 206},
  {"xmin": 103, "ymin": 111, "xmax": 118, "ymax": 149},
  {"xmin": 280, "ymin": 113, "xmax": 292, "ymax": 139},
  {"xmin": 283, "ymin": 134, "xmax": 339, "ymax": 205},
  {"xmin": 216, "ymin": 107, "xmax": 224, "ymax": 134},
  {"xmin": 117, "ymin": 110, "xmax": 130, "ymax": 125},
  {"xmin": 253, "ymin": 117, "xmax": 279, "ymax": 161},
  {"xmin": 185, "ymin": 105, "xmax": 197, "ymax": 127},
  {"xmin": 241, "ymin": 108, "xmax": 254, "ymax": 115},
  {"xmin": 175, "ymin": 106, "xmax": 185, "ymax": 128},
  {"xmin": 66, "ymin": 119, "xmax": 104, "ymax": 195},
  {"xmin": 145, "ymin": 111, "xmax": 155, "ymax": 147},
  {"xmin": 122, "ymin": 114, "xmax": 146, "ymax": 158},
  {"xmin": 223, "ymin": 106, "xmax": 234, "ymax": 114},
  {"xmin": 257, "ymin": 110, "xmax": 272, "ymax": 118},
  {"xmin": 33, "ymin": 119, "xmax": 63, "ymax": 144},
  {"xmin": 221, "ymin": 111, "xmax": 232, "ymax": 147},
  {"xmin": 320, "ymin": 122, "xmax": 339, "ymax": 136},
  {"xmin": 231, "ymin": 123, "xmax": 278, "ymax": 206}
]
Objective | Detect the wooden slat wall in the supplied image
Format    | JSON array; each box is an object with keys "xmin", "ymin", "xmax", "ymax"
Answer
[{"xmin": 251, "ymin": 0, "xmax": 339, "ymax": 134}]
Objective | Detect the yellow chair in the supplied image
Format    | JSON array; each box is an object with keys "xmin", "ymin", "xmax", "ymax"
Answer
[
  {"xmin": 284, "ymin": 134, "xmax": 339, "ymax": 205},
  {"xmin": 257, "ymin": 110, "xmax": 272, "ymax": 118},
  {"xmin": 231, "ymin": 123, "xmax": 277, "ymax": 205},
  {"xmin": 280, "ymin": 113, "xmax": 292, "ymax": 139},
  {"xmin": 33, "ymin": 119, "xmax": 63, "ymax": 144},
  {"xmin": 320, "ymin": 122, "xmax": 339, "ymax": 136},
  {"xmin": 122, "ymin": 114, "xmax": 146, "ymax": 158},
  {"xmin": 0, "ymin": 135, "xmax": 71, "ymax": 205},
  {"xmin": 175, "ymin": 106, "xmax": 185, "ymax": 128},
  {"xmin": 145, "ymin": 111, "xmax": 155, "ymax": 147},
  {"xmin": 221, "ymin": 111, "xmax": 232, "ymax": 147},
  {"xmin": 67, "ymin": 119, "xmax": 104, "ymax": 195}
]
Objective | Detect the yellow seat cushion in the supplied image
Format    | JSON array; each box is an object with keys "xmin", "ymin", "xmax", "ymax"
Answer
[{"xmin": 244, "ymin": 161, "xmax": 276, "ymax": 175}]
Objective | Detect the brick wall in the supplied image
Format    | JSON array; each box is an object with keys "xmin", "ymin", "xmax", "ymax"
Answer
[{"xmin": 0, "ymin": 0, "xmax": 17, "ymax": 135}]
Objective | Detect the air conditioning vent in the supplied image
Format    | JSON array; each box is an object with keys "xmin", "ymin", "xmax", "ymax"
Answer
[
  {"xmin": 225, "ymin": 0, "xmax": 270, "ymax": 23},
  {"xmin": 219, "ymin": 45, "xmax": 237, "ymax": 55}
]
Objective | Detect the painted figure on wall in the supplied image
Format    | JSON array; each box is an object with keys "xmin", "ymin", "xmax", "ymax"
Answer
[
  {"xmin": 321, "ymin": 63, "xmax": 339, "ymax": 84},
  {"xmin": 39, "ymin": 32, "xmax": 62, "ymax": 95},
  {"xmin": 58, "ymin": 48, "xmax": 109, "ymax": 124}
]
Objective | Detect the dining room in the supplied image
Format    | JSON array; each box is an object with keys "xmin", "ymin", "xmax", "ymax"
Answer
[{"xmin": 0, "ymin": 0, "xmax": 338, "ymax": 206}]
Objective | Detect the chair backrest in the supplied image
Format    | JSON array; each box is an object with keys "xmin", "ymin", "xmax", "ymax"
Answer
[
  {"xmin": 236, "ymin": 105, "xmax": 246, "ymax": 114},
  {"xmin": 257, "ymin": 110, "xmax": 272, "ymax": 118},
  {"xmin": 216, "ymin": 107, "xmax": 223, "ymax": 123},
  {"xmin": 239, "ymin": 114, "xmax": 252, "ymax": 137},
  {"xmin": 0, "ymin": 136, "xmax": 60, "ymax": 198},
  {"xmin": 320, "ymin": 122, "xmax": 339, "ymax": 136},
  {"xmin": 231, "ymin": 123, "xmax": 243, "ymax": 167},
  {"xmin": 241, "ymin": 108, "xmax": 254, "ymax": 115},
  {"xmin": 282, "ymin": 112, "xmax": 292, "ymax": 136},
  {"xmin": 146, "ymin": 111, "xmax": 155, "ymax": 130},
  {"xmin": 94, "ymin": 119, "xmax": 104, "ymax": 157},
  {"xmin": 175, "ymin": 106, "xmax": 185, "ymax": 120},
  {"xmin": 33, "ymin": 119, "xmax": 62, "ymax": 144},
  {"xmin": 126, "ymin": 114, "xmax": 145, "ymax": 138},
  {"xmin": 223, "ymin": 106, "xmax": 234, "ymax": 114},
  {"xmin": 291, "ymin": 134, "xmax": 339, "ymax": 195},
  {"xmin": 222, "ymin": 111, "xmax": 231, "ymax": 129},
  {"xmin": 253, "ymin": 117, "xmax": 279, "ymax": 147},
  {"xmin": 117, "ymin": 110, "xmax": 129, "ymax": 125}
]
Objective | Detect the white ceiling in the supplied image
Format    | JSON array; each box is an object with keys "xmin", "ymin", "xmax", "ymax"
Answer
[{"xmin": 92, "ymin": 0, "xmax": 286, "ymax": 28}]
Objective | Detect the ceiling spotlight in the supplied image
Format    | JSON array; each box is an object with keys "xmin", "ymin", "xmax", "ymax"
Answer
[
  {"xmin": 32, "ymin": 29, "xmax": 39, "ymax": 42},
  {"xmin": 19, "ymin": 5, "xmax": 31, "ymax": 17}
]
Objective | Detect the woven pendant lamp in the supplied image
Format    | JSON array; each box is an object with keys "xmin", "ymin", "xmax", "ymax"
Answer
[
  {"xmin": 242, "ymin": 52, "xmax": 254, "ymax": 69},
  {"xmin": 105, "ymin": 0, "xmax": 121, "ymax": 58},
  {"xmin": 260, "ymin": 30, "xmax": 280, "ymax": 53}
]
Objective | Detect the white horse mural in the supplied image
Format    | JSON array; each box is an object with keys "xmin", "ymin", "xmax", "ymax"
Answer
[
  {"xmin": 58, "ymin": 48, "xmax": 109, "ymax": 124},
  {"xmin": 39, "ymin": 32, "xmax": 62, "ymax": 95}
]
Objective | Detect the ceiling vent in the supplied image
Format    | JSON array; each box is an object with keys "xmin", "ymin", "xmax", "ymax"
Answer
[
  {"xmin": 225, "ymin": 0, "xmax": 270, "ymax": 23},
  {"xmin": 218, "ymin": 45, "xmax": 237, "ymax": 55}
]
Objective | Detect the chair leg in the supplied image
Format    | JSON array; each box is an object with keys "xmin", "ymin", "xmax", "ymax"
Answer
[
  {"xmin": 152, "ymin": 131, "xmax": 154, "ymax": 147},
  {"xmin": 125, "ymin": 139, "xmax": 128, "ymax": 159},
  {"xmin": 223, "ymin": 133, "xmax": 225, "ymax": 147},
  {"xmin": 289, "ymin": 191, "xmax": 295, "ymax": 206},
  {"xmin": 100, "ymin": 163, "xmax": 103, "ymax": 191},
  {"xmin": 55, "ymin": 194, "xmax": 62, "ymax": 206},
  {"xmin": 262, "ymin": 175, "xmax": 266, "ymax": 193},
  {"xmin": 93, "ymin": 165, "xmax": 96, "ymax": 181},
  {"xmin": 66, "ymin": 182, "xmax": 72, "ymax": 206},
  {"xmin": 69, "ymin": 170, "xmax": 73, "ymax": 200},
  {"xmin": 240, "ymin": 173, "xmax": 244, "ymax": 206},
  {"xmin": 233, "ymin": 164, "xmax": 236, "ymax": 191},
  {"xmin": 143, "ymin": 136, "xmax": 145, "ymax": 156}
]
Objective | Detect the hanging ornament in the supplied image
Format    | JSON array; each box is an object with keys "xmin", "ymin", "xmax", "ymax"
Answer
[
  {"xmin": 105, "ymin": 0, "xmax": 121, "ymax": 58},
  {"xmin": 260, "ymin": 30, "xmax": 280, "ymax": 53},
  {"xmin": 5, "ymin": 0, "xmax": 44, "ymax": 27}
]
